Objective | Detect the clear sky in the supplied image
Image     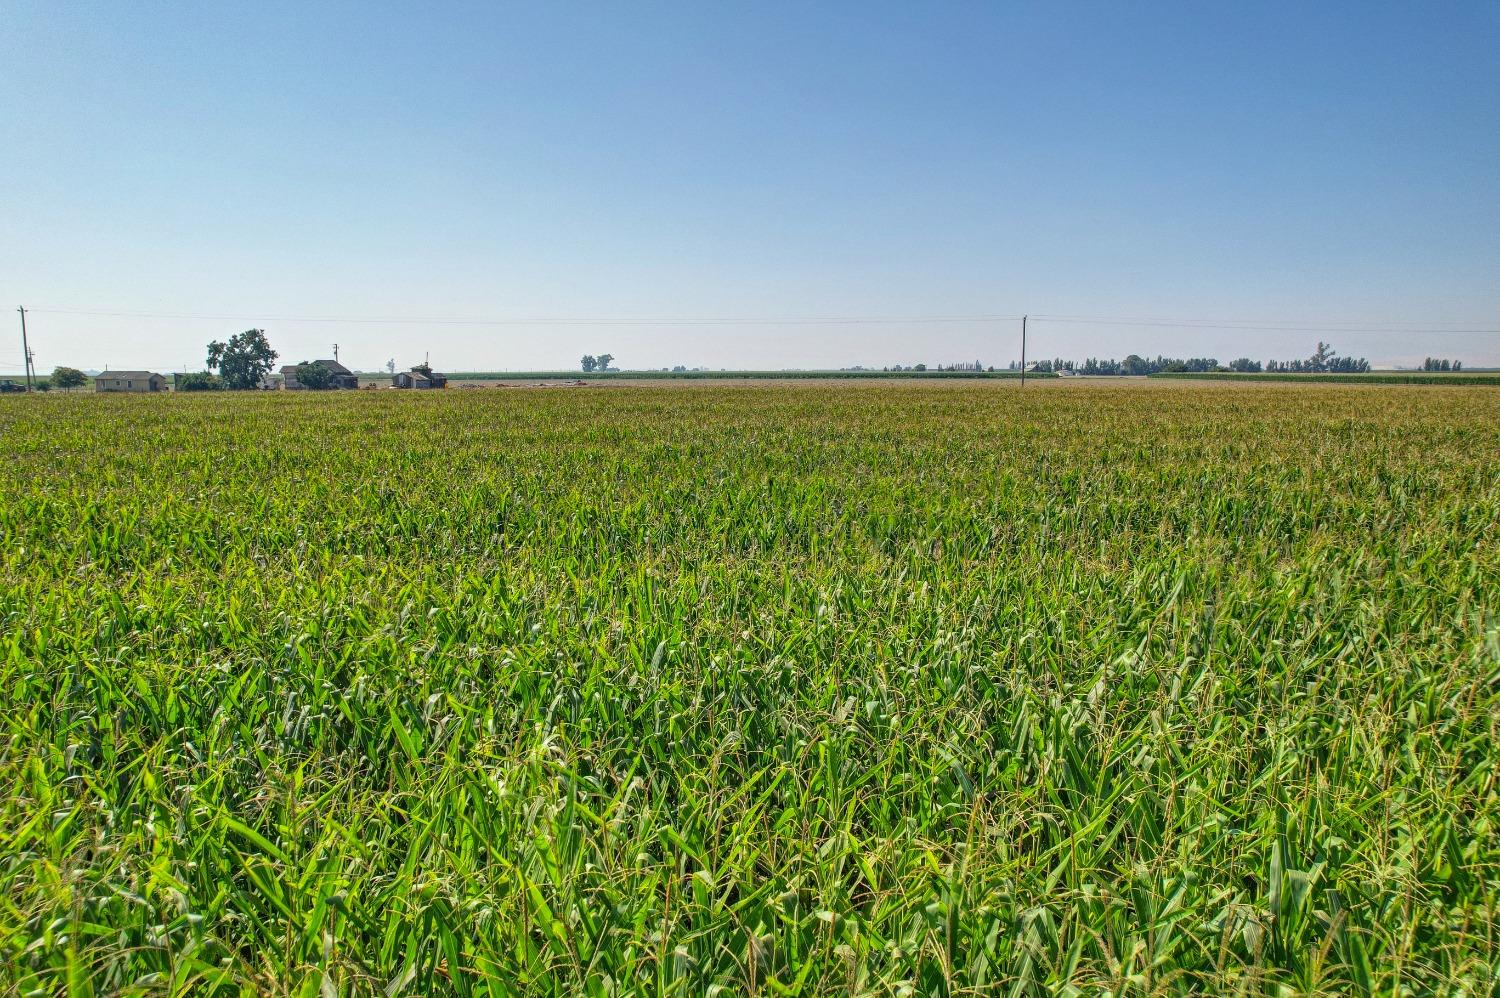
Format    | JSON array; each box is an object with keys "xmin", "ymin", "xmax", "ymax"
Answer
[{"xmin": 3, "ymin": 2, "xmax": 1498, "ymax": 373}]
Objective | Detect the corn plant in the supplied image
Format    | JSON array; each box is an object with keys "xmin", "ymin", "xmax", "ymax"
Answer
[{"xmin": 1, "ymin": 383, "xmax": 1496, "ymax": 995}]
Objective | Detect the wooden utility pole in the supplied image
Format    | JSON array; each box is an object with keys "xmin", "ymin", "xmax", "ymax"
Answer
[
  {"xmin": 18, "ymin": 306, "xmax": 33, "ymax": 391},
  {"xmin": 1019, "ymin": 314, "xmax": 1027, "ymax": 388}
]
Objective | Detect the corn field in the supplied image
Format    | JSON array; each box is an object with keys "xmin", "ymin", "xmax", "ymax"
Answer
[{"xmin": 2, "ymin": 384, "xmax": 1497, "ymax": 996}]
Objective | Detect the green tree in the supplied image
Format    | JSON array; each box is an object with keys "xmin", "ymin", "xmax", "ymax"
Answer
[
  {"xmin": 35, "ymin": 379, "xmax": 51, "ymax": 392},
  {"xmin": 51, "ymin": 366, "xmax": 87, "ymax": 389},
  {"xmin": 595, "ymin": 353, "xmax": 615, "ymax": 372},
  {"xmin": 207, "ymin": 329, "xmax": 278, "ymax": 389},
  {"xmin": 176, "ymin": 372, "xmax": 222, "ymax": 391},
  {"xmin": 1308, "ymin": 341, "xmax": 1335, "ymax": 373},
  {"xmin": 581, "ymin": 355, "xmax": 597, "ymax": 373},
  {"xmin": 295, "ymin": 362, "xmax": 334, "ymax": 390}
]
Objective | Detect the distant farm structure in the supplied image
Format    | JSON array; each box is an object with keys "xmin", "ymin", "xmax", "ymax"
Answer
[
  {"xmin": 281, "ymin": 359, "xmax": 358, "ymax": 390},
  {"xmin": 95, "ymin": 371, "xmax": 168, "ymax": 393},
  {"xmin": 392, "ymin": 366, "xmax": 448, "ymax": 389}
]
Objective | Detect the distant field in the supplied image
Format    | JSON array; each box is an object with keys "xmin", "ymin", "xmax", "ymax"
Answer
[
  {"xmin": 1151, "ymin": 370, "xmax": 1500, "ymax": 385},
  {"xmin": 356, "ymin": 369, "xmax": 1042, "ymax": 385},
  {"xmin": 2, "ymin": 385, "xmax": 1497, "ymax": 994}
]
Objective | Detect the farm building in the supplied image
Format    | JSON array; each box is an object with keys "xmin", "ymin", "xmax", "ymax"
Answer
[
  {"xmin": 281, "ymin": 359, "xmax": 359, "ymax": 390},
  {"xmin": 95, "ymin": 371, "xmax": 168, "ymax": 392},
  {"xmin": 392, "ymin": 367, "xmax": 448, "ymax": 389}
]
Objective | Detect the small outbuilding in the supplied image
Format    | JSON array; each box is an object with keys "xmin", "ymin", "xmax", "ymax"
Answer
[
  {"xmin": 95, "ymin": 371, "xmax": 168, "ymax": 393},
  {"xmin": 392, "ymin": 367, "xmax": 448, "ymax": 389}
]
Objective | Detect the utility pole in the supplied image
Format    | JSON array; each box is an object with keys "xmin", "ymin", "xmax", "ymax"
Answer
[
  {"xmin": 1019, "ymin": 314, "xmax": 1027, "ymax": 388},
  {"xmin": 18, "ymin": 306, "xmax": 33, "ymax": 391},
  {"xmin": 333, "ymin": 343, "xmax": 340, "ymax": 364}
]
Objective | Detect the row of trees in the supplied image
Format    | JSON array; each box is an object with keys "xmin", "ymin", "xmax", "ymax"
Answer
[
  {"xmin": 580, "ymin": 354, "xmax": 616, "ymax": 373},
  {"xmin": 1263, "ymin": 342, "xmax": 1369, "ymax": 373},
  {"xmin": 1263, "ymin": 357, "xmax": 1370, "ymax": 373},
  {"xmin": 1028, "ymin": 355, "xmax": 1222, "ymax": 375},
  {"xmin": 1024, "ymin": 342, "xmax": 1377, "ymax": 376},
  {"xmin": 1422, "ymin": 357, "xmax": 1463, "ymax": 371}
]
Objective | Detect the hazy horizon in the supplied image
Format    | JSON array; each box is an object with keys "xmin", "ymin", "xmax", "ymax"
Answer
[{"xmin": 4, "ymin": 3, "xmax": 1497, "ymax": 373}]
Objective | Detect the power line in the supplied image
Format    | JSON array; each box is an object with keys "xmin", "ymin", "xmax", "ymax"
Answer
[
  {"xmin": 1031, "ymin": 315, "xmax": 1500, "ymax": 335},
  {"xmin": 24, "ymin": 307, "xmax": 1024, "ymax": 326},
  {"xmin": 21, "ymin": 305, "xmax": 1498, "ymax": 335},
  {"xmin": 1032, "ymin": 311, "xmax": 1494, "ymax": 327}
]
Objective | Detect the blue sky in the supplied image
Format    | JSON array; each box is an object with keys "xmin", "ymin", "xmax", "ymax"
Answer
[{"xmin": 3, "ymin": 2, "xmax": 1497, "ymax": 372}]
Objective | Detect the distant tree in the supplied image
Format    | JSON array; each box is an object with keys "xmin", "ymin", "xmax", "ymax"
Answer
[
  {"xmin": 1308, "ymin": 341, "xmax": 1335, "ymax": 373},
  {"xmin": 176, "ymin": 371, "xmax": 222, "ymax": 391},
  {"xmin": 581, "ymin": 355, "xmax": 597, "ymax": 373},
  {"xmin": 1229, "ymin": 358, "xmax": 1261, "ymax": 372},
  {"xmin": 672, "ymin": 365, "xmax": 687, "ymax": 372},
  {"xmin": 597, "ymin": 353, "xmax": 615, "ymax": 371},
  {"xmin": 386, "ymin": 358, "xmax": 396, "ymax": 374},
  {"xmin": 295, "ymin": 361, "xmax": 334, "ymax": 390},
  {"xmin": 411, "ymin": 361, "xmax": 433, "ymax": 377},
  {"xmin": 207, "ymin": 329, "xmax": 278, "ymax": 389},
  {"xmin": 51, "ymin": 366, "xmax": 87, "ymax": 389},
  {"xmin": 913, "ymin": 363, "xmax": 927, "ymax": 372},
  {"xmin": 35, "ymin": 379, "xmax": 51, "ymax": 392}
]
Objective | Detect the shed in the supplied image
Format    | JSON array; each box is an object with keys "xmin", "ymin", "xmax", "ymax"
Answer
[
  {"xmin": 95, "ymin": 371, "xmax": 168, "ymax": 393},
  {"xmin": 392, "ymin": 367, "xmax": 448, "ymax": 389}
]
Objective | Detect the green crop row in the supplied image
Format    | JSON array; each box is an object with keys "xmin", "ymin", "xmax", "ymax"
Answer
[
  {"xmin": 418, "ymin": 369, "xmax": 1047, "ymax": 381},
  {"xmin": 1, "ymin": 384, "xmax": 1496, "ymax": 995},
  {"xmin": 1150, "ymin": 370, "xmax": 1500, "ymax": 385}
]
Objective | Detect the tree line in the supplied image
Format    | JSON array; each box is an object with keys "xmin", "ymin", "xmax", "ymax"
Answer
[{"xmin": 1031, "ymin": 342, "xmax": 1388, "ymax": 376}]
